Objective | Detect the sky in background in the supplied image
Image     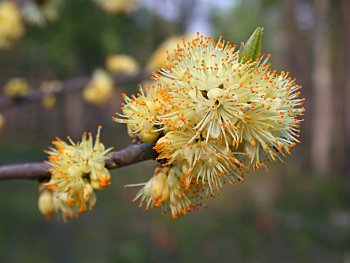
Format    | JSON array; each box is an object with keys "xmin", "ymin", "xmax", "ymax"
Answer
[{"xmin": 142, "ymin": 0, "xmax": 236, "ymax": 34}]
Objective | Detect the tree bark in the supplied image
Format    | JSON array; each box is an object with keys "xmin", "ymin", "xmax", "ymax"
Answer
[
  {"xmin": 311, "ymin": 0, "xmax": 333, "ymax": 176},
  {"xmin": 0, "ymin": 143, "xmax": 158, "ymax": 181}
]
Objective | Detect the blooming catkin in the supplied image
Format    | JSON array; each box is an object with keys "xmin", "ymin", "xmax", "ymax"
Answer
[
  {"xmin": 115, "ymin": 31, "xmax": 304, "ymax": 219},
  {"xmin": 42, "ymin": 127, "xmax": 112, "ymax": 221}
]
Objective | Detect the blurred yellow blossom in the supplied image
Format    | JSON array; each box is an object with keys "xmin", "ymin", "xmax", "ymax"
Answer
[
  {"xmin": 4, "ymin": 78, "xmax": 31, "ymax": 98},
  {"xmin": 105, "ymin": 54, "xmax": 140, "ymax": 75},
  {"xmin": 83, "ymin": 69, "xmax": 114, "ymax": 106},
  {"xmin": 38, "ymin": 189, "xmax": 55, "ymax": 218},
  {"xmin": 146, "ymin": 36, "xmax": 189, "ymax": 71},
  {"xmin": 0, "ymin": 1, "xmax": 24, "ymax": 49},
  {"xmin": 94, "ymin": 0, "xmax": 139, "ymax": 14},
  {"xmin": 41, "ymin": 94, "xmax": 57, "ymax": 110}
]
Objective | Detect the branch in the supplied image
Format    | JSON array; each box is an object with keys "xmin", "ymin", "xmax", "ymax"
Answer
[
  {"xmin": 0, "ymin": 71, "xmax": 150, "ymax": 111},
  {"xmin": 0, "ymin": 143, "xmax": 158, "ymax": 181}
]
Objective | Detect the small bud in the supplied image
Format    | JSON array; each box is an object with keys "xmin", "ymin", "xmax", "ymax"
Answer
[
  {"xmin": 239, "ymin": 27, "xmax": 263, "ymax": 63},
  {"xmin": 38, "ymin": 190, "xmax": 54, "ymax": 218},
  {"xmin": 139, "ymin": 127, "xmax": 160, "ymax": 143},
  {"xmin": 150, "ymin": 173, "xmax": 169, "ymax": 204},
  {"xmin": 90, "ymin": 169, "xmax": 111, "ymax": 190}
]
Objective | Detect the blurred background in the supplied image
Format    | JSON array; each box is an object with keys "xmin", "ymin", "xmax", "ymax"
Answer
[{"xmin": 0, "ymin": 0, "xmax": 349, "ymax": 262}]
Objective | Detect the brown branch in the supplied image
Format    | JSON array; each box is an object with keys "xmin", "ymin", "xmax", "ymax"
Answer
[
  {"xmin": 0, "ymin": 71, "xmax": 150, "ymax": 111},
  {"xmin": 0, "ymin": 143, "xmax": 158, "ymax": 181}
]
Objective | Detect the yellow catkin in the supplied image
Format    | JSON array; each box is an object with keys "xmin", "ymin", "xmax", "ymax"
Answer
[{"xmin": 116, "ymin": 32, "xmax": 304, "ymax": 219}]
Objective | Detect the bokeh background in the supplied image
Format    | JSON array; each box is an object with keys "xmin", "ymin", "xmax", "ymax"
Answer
[{"xmin": 0, "ymin": 0, "xmax": 349, "ymax": 262}]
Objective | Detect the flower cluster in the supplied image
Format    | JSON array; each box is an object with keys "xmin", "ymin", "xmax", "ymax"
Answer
[
  {"xmin": 40, "ymin": 127, "xmax": 112, "ymax": 220},
  {"xmin": 115, "ymin": 32, "xmax": 304, "ymax": 218},
  {"xmin": 126, "ymin": 166, "xmax": 203, "ymax": 219},
  {"xmin": 0, "ymin": 1, "xmax": 24, "ymax": 49},
  {"xmin": 94, "ymin": 0, "xmax": 139, "ymax": 14}
]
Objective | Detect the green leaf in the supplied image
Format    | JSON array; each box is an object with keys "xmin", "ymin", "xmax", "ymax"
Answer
[{"xmin": 239, "ymin": 27, "xmax": 264, "ymax": 63}]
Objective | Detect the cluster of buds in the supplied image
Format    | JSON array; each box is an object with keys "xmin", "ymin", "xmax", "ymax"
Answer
[
  {"xmin": 115, "ymin": 28, "xmax": 305, "ymax": 218},
  {"xmin": 38, "ymin": 126, "xmax": 112, "ymax": 220}
]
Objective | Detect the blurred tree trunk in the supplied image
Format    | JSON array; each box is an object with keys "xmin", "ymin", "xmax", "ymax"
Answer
[
  {"xmin": 281, "ymin": 0, "xmax": 300, "ymax": 73},
  {"xmin": 342, "ymin": 0, "xmax": 350, "ymax": 175},
  {"xmin": 311, "ymin": 0, "xmax": 333, "ymax": 176},
  {"xmin": 280, "ymin": 0, "xmax": 310, "ymax": 173}
]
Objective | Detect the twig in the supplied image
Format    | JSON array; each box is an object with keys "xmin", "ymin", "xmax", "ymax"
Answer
[
  {"xmin": 0, "ymin": 143, "xmax": 158, "ymax": 181},
  {"xmin": 0, "ymin": 71, "xmax": 150, "ymax": 111}
]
